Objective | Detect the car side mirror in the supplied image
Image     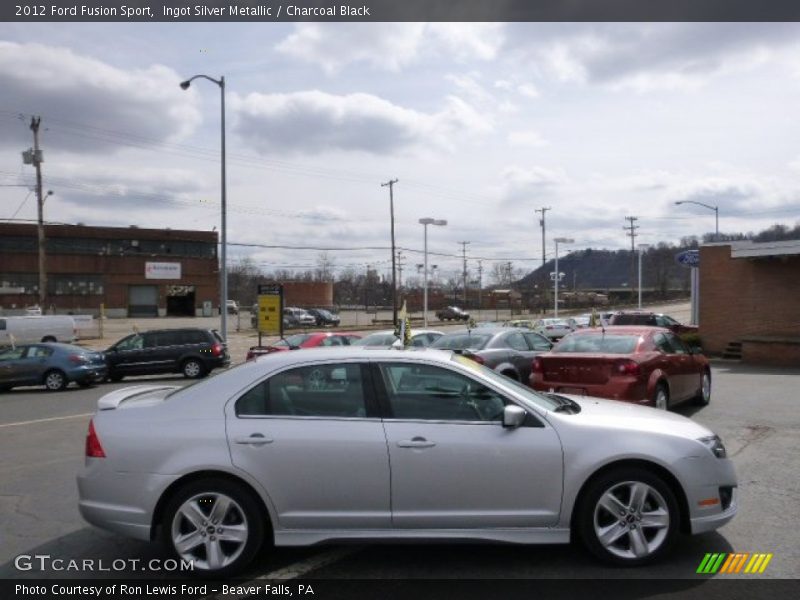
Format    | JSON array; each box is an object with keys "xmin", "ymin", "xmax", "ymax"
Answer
[{"xmin": 502, "ymin": 405, "xmax": 527, "ymax": 429}]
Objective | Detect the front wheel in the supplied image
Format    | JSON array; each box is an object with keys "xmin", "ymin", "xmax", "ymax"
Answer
[
  {"xmin": 578, "ymin": 467, "xmax": 679, "ymax": 566},
  {"xmin": 693, "ymin": 370, "xmax": 711, "ymax": 406},
  {"xmin": 653, "ymin": 383, "xmax": 669, "ymax": 411},
  {"xmin": 162, "ymin": 479, "xmax": 265, "ymax": 576}
]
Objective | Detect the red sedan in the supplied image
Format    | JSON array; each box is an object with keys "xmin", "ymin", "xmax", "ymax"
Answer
[
  {"xmin": 529, "ymin": 326, "xmax": 710, "ymax": 410},
  {"xmin": 246, "ymin": 332, "xmax": 361, "ymax": 361}
]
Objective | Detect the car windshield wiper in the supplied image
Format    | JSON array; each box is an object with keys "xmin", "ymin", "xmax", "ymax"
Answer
[{"xmin": 546, "ymin": 393, "xmax": 582, "ymax": 414}]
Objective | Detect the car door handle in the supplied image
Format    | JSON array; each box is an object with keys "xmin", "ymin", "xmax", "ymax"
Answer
[
  {"xmin": 234, "ymin": 434, "xmax": 274, "ymax": 446},
  {"xmin": 397, "ymin": 437, "xmax": 436, "ymax": 449}
]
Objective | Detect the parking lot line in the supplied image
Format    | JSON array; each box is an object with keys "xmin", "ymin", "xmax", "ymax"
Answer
[{"xmin": 0, "ymin": 412, "xmax": 94, "ymax": 429}]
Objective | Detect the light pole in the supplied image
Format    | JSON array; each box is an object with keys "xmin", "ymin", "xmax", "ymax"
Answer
[
  {"xmin": 637, "ymin": 243, "xmax": 650, "ymax": 309},
  {"xmin": 553, "ymin": 237, "xmax": 574, "ymax": 317},
  {"xmin": 419, "ymin": 218, "xmax": 447, "ymax": 327},
  {"xmin": 180, "ymin": 74, "xmax": 227, "ymax": 341},
  {"xmin": 675, "ymin": 200, "xmax": 719, "ymax": 240}
]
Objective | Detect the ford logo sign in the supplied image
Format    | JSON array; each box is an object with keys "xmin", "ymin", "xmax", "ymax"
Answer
[{"xmin": 675, "ymin": 250, "xmax": 700, "ymax": 267}]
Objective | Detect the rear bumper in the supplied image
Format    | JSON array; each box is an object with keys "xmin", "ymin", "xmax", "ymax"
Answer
[
  {"xmin": 68, "ymin": 365, "xmax": 108, "ymax": 383},
  {"xmin": 532, "ymin": 377, "xmax": 649, "ymax": 403}
]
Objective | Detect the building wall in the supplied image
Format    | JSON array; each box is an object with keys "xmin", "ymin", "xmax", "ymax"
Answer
[
  {"xmin": 281, "ymin": 281, "xmax": 333, "ymax": 308},
  {"xmin": 699, "ymin": 244, "xmax": 800, "ymax": 355}
]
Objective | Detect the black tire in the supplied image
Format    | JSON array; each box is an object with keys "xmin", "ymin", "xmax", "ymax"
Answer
[
  {"xmin": 161, "ymin": 478, "xmax": 265, "ymax": 577},
  {"xmin": 0, "ymin": 385, "xmax": 12, "ymax": 393},
  {"xmin": 653, "ymin": 382, "xmax": 670, "ymax": 411},
  {"xmin": 108, "ymin": 373, "xmax": 124, "ymax": 383},
  {"xmin": 43, "ymin": 369, "xmax": 68, "ymax": 391},
  {"xmin": 78, "ymin": 380, "xmax": 94, "ymax": 388},
  {"xmin": 577, "ymin": 466, "xmax": 680, "ymax": 566},
  {"xmin": 500, "ymin": 370, "xmax": 518, "ymax": 381},
  {"xmin": 182, "ymin": 358, "xmax": 206, "ymax": 379},
  {"xmin": 693, "ymin": 370, "xmax": 711, "ymax": 406}
]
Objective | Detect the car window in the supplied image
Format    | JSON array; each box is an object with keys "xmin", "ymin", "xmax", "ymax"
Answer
[
  {"xmin": 116, "ymin": 334, "xmax": 143, "ymax": 350},
  {"xmin": 320, "ymin": 336, "xmax": 342, "ymax": 346},
  {"xmin": 27, "ymin": 346, "xmax": 54, "ymax": 358},
  {"xmin": 653, "ymin": 333, "xmax": 674, "ymax": 354},
  {"xmin": 379, "ymin": 363, "xmax": 507, "ymax": 422},
  {"xmin": 236, "ymin": 363, "xmax": 367, "ymax": 418},
  {"xmin": 522, "ymin": 332, "xmax": 552, "ymax": 351},
  {"xmin": 432, "ymin": 333, "xmax": 492, "ymax": 350},
  {"xmin": 0, "ymin": 319, "xmax": 5, "ymax": 331},
  {"xmin": 665, "ymin": 333, "xmax": 688, "ymax": 354},
  {"xmin": 145, "ymin": 332, "xmax": 167, "ymax": 348},
  {"xmin": 0, "ymin": 347, "xmax": 26, "ymax": 360},
  {"xmin": 554, "ymin": 335, "xmax": 639, "ymax": 354},
  {"xmin": 506, "ymin": 332, "xmax": 529, "ymax": 351}
]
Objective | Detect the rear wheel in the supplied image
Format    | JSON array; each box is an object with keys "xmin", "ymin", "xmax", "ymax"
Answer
[
  {"xmin": 162, "ymin": 478, "xmax": 265, "ymax": 576},
  {"xmin": 182, "ymin": 358, "xmax": 206, "ymax": 379},
  {"xmin": 578, "ymin": 467, "xmax": 679, "ymax": 566},
  {"xmin": 78, "ymin": 380, "xmax": 94, "ymax": 388},
  {"xmin": 653, "ymin": 383, "xmax": 669, "ymax": 411},
  {"xmin": 44, "ymin": 369, "xmax": 68, "ymax": 391},
  {"xmin": 693, "ymin": 371, "xmax": 711, "ymax": 406},
  {"xmin": 108, "ymin": 373, "xmax": 124, "ymax": 383}
]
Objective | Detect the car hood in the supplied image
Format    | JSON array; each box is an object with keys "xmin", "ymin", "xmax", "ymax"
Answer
[{"xmin": 553, "ymin": 393, "xmax": 713, "ymax": 439}]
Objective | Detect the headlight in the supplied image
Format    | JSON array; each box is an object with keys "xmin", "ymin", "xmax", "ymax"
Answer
[{"xmin": 698, "ymin": 435, "xmax": 727, "ymax": 459}]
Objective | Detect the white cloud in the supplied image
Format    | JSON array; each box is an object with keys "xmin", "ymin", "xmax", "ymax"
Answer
[
  {"xmin": 507, "ymin": 130, "xmax": 549, "ymax": 147},
  {"xmin": 0, "ymin": 41, "xmax": 201, "ymax": 152},
  {"xmin": 276, "ymin": 23, "xmax": 504, "ymax": 74},
  {"xmin": 230, "ymin": 90, "xmax": 492, "ymax": 155}
]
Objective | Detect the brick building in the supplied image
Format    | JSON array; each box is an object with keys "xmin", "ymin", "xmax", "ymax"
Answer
[
  {"xmin": 0, "ymin": 223, "xmax": 219, "ymax": 318},
  {"xmin": 699, "ymin": 240, "xmax": 800, "ymax": 366}
]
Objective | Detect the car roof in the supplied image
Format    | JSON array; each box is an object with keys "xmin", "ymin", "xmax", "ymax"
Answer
[
  {"xmin": 252, "ymin": 346, "xmax": 455, "ymax": 366},
  {"xmin": 568, "ymin": 325, "xmax": 669, "ymax": 336}
]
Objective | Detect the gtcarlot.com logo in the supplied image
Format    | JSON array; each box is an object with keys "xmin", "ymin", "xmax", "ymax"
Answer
[{"xmin": 697, "ymin": 552, "xmax": 773, "ymax": 574}]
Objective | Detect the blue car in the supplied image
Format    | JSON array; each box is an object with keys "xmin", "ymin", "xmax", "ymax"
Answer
[{"xmin": 0, "ymin": 343, "xmax": 107, "ymax": 391}]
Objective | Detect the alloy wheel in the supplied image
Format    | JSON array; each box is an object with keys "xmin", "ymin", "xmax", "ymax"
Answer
[
  {"xmin": 184, "ymin": 360, "xmax": 202, "ymax": 378},
  {"xmin": 45, "ymin": 371, "xmax": 66, "ymax": 391},
  {"xmin": 654, "ymin": 386, "xmax": 668, "ymax": 410},
  {"xmin": 593, "ymin": 481, "xmax": 671, "ymax": 560},
  {"xmin": 170, "ymin": 492, "xmax": 249, "ymax": 571}
]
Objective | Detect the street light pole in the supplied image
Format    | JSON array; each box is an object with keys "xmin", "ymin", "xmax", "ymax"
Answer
[
  {"xmin": 180, "ymin": 74, "xmax": 227, "ymax": 341},
  {"xmin": 553, "ymin": 237, "xmax": 574, "ymax": 317},
  {"xmin": 637, "ymin": 243, "xmax": 650, "ymax": 309},
  {"xmin": 675, "ymin": 200, "xmax": 719, "ymax": 240},
  {"xmin": 419, "ymin": 218, "xmax": 447, "ymax": 327},
  {"xmin": 381, "ymin": 179, "xmax": 399, "ymax": 326}
]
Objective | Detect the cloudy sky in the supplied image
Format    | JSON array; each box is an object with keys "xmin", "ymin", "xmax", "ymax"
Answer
[{"xmin": 2, "ymin": 22, "xmax": 800, "ymax": 282}]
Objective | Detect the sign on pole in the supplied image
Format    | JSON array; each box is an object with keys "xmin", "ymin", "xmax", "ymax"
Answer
[
  {"xmin": 256, "ymin": 284, "xmax": 283, "ymax": 343},
  {"xmin": 675, "ymin": 250, "xmax": 700, "ymax": 268}
]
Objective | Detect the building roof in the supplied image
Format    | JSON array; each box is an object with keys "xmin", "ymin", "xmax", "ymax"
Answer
[{"xmin": 726, "ymin": 240, "xmax": 800, "ymax": 259}]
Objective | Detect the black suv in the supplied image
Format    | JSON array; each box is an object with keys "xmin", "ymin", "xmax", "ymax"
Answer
[
  {"xmin": 305, "ymin": 308, "xmax": 341, "ymax": 327},
  {"xmin": 104, "ymin": 328, "xmax": 229, "ymax": 381}
]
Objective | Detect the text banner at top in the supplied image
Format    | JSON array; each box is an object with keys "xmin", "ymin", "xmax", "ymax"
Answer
[{"xmin": 5, "ymin": 0, "xmax": 800, "ymax": 22}]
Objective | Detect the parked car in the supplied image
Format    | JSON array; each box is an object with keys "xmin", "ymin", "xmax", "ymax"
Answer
[
  {"xmin": 283, "ymin": 307, "xmax": 316, "ymax": 328},
  {"xmin": 305, "ymin": 308, "xmax": 341, "ymax": 327},
  {"xmin": 78, "ymin": 347, "xmax": 737, "ymax": 575},
  {"xmin": 530, "ymin": 326, "xmax": 711, "ymax": 410},
  {"xmin": 572, "ymin": 315, "xmax": 593, "ymax": 329},
  {"xmin": 104, "ymin": 328, "xmax": 229, "ymax": 381},
  {"xmin": 436, "ymin": 306, "xmax": 470, "ymax": 321},
  {"xmin": 431, "ymin": 327, "xmax": 552, "ymax": 382},
  {"xmin": 0, "ymin": 343, "xmax": 106, "ymax": 391},
  {"xmin": 352, "ymin": 329, "xmax": 443, "ymax": 348},
  {"xmin": 25, "ymin": 305, "xmax": 43, "ymax": 316},
  {"xmin": 505, "ymin": 319, "xmax": 536, "ymax": 329},
  {"xmin": 226, "ymin": 300, "xmax": 239, "ymax": 315},
  {"xmin": 0, "ymin": 315, "xmax": 77, "ymax": 346},
  {"xmin": 246, "ymin": 332, "xmax": 362, "ymax": 360},
  {"xmin": 609, "ymin": 311, "xmax": 698, "ymax": 335},
  {"xmin": 532, "ymin": 318, "xmax": 574, "ymax": 340}
]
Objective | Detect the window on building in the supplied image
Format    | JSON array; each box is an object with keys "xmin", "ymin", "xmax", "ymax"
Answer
[{"xmin": 48, "ymin": 275, "xmax": 104, "ymax": 296}]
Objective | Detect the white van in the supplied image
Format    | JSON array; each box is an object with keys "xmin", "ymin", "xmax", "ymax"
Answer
[{"xmin": 0, "ymin": 315, "xmax": 78, "ymax": 346}]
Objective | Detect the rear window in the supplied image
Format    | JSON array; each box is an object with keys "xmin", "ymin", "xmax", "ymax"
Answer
[
  {"xmin": 432, "ymin": 333, "xmax": 493, "ymax": 350},
  {"xmin": 612, "ymin": 313, "xmax": 655, "ymax": 326},
  {"xmin": 553, "ymin": 334, "xmax": 639, "ymax": 354}
]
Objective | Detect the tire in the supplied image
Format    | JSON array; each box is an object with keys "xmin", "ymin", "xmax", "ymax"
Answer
[
  {"xmin": 693, "ymin": 370, "xmax": 711, "ymax": 406},
  {"xmin": 43, "ymin": 369, "xmax": 68, "ymax": 391},
  {"xmin": 78, "ymin": 380, "xmax": 94, "ymax": 388},
  {"xmin": 41, "ymin": 336, "xmax": 56, "ymax": 343},
  {"xmin": 500, "ymin": 370, "xmax": 518, "ymax": 381},
  {"xmin": 653, "ymin": 383, "xmax": 669, "ymax": 411},
  {"xmin": 0, "ymin": 385, "xmax": 12, "ymax": 393},
  {"xmin": 108, "ymin": 373, "xmax": 124, "ymax": 383},
  {"xmin": 161, "ymin": 478, "xmax": 265, "ymax": 576},
  {"xmin": 182, "ymin": 358, "xmax": 206, "ymax": 379},
  {"xmin": 578, "ymin": 467, "xmax": 680, "ymax": 566}
]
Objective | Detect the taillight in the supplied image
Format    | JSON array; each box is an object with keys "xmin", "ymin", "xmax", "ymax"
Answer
[
  {"xmin": 68, "ymin": 354, "xmax": 87, "ymax": 364},
  {"xmin": 532, "ymin": 357, "xmax": 543, "ymax": 373},
  {"xmin": 85, "ymin": 420, "xmax": 106, "ymax": 458},
  {"xmin": 211, "ymin": 343, "xmax": 223, "ymax": 357},
  {"xmin": 245, "ymin": 351, "xmax": 255, "ymax": 361},
  {"xmin": 616, "ymin": 359, "xmax": 641, "ymax": 376}
]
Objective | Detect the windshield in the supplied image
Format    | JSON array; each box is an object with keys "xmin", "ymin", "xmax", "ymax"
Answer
[
  {"xmin": 355, "ymin": 332, "xmax": 397, "ymax": 346},
  {"xmin": 553, "ymin": 334, "xmax": 639, "ymax": 354},
  {"xmin": 432, "ymin": 332, "xmax": 493, "ymax": 351},
  {"xmin": 274, "ymin": 333, "xmax": 312, "ymax": 348},
  {"xmin": 451, "ymin": 354, "xmax": 563, "ymax": 411}
]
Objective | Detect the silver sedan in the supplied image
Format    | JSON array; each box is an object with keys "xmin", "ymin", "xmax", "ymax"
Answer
[{"xmin": 78, "ymin": 348, "xmax": 737, "ymax": 575}]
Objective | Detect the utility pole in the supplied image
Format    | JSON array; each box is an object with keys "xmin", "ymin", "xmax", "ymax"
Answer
[
  {"xmin": 535, "ymin": 207, "xmax": 550, "ymax": 269},
  {"xmin": 477, "ymin": 260, "xmax": 483, "ymax": 310},
  {"xmin": 458, "ymin": 241, "xmax": 470, "ymax": 307},
  {"xmin": 381, "ymin": 178, "xmax": 399, "ymax": 325},
  {"xmin": 624, "ymin": 216, "xmax": 639, "ymax": 299},
  {"xmin": 28, "ymin": 117, "xmax": 47, "ymax": 308},
  {"xmin": 396, "ymin": 250, "xmax": 405, "ymax": 289}
]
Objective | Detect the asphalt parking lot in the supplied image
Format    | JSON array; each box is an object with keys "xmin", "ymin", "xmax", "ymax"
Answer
[{"xmin": 0, "ymin": 355, "xmax": 797, "ymax": 582}]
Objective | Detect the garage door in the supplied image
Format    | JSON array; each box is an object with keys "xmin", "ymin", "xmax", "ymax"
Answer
[{"xmin": 128, "ymin": 285, "xmax": 158, "ymax": 317}]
